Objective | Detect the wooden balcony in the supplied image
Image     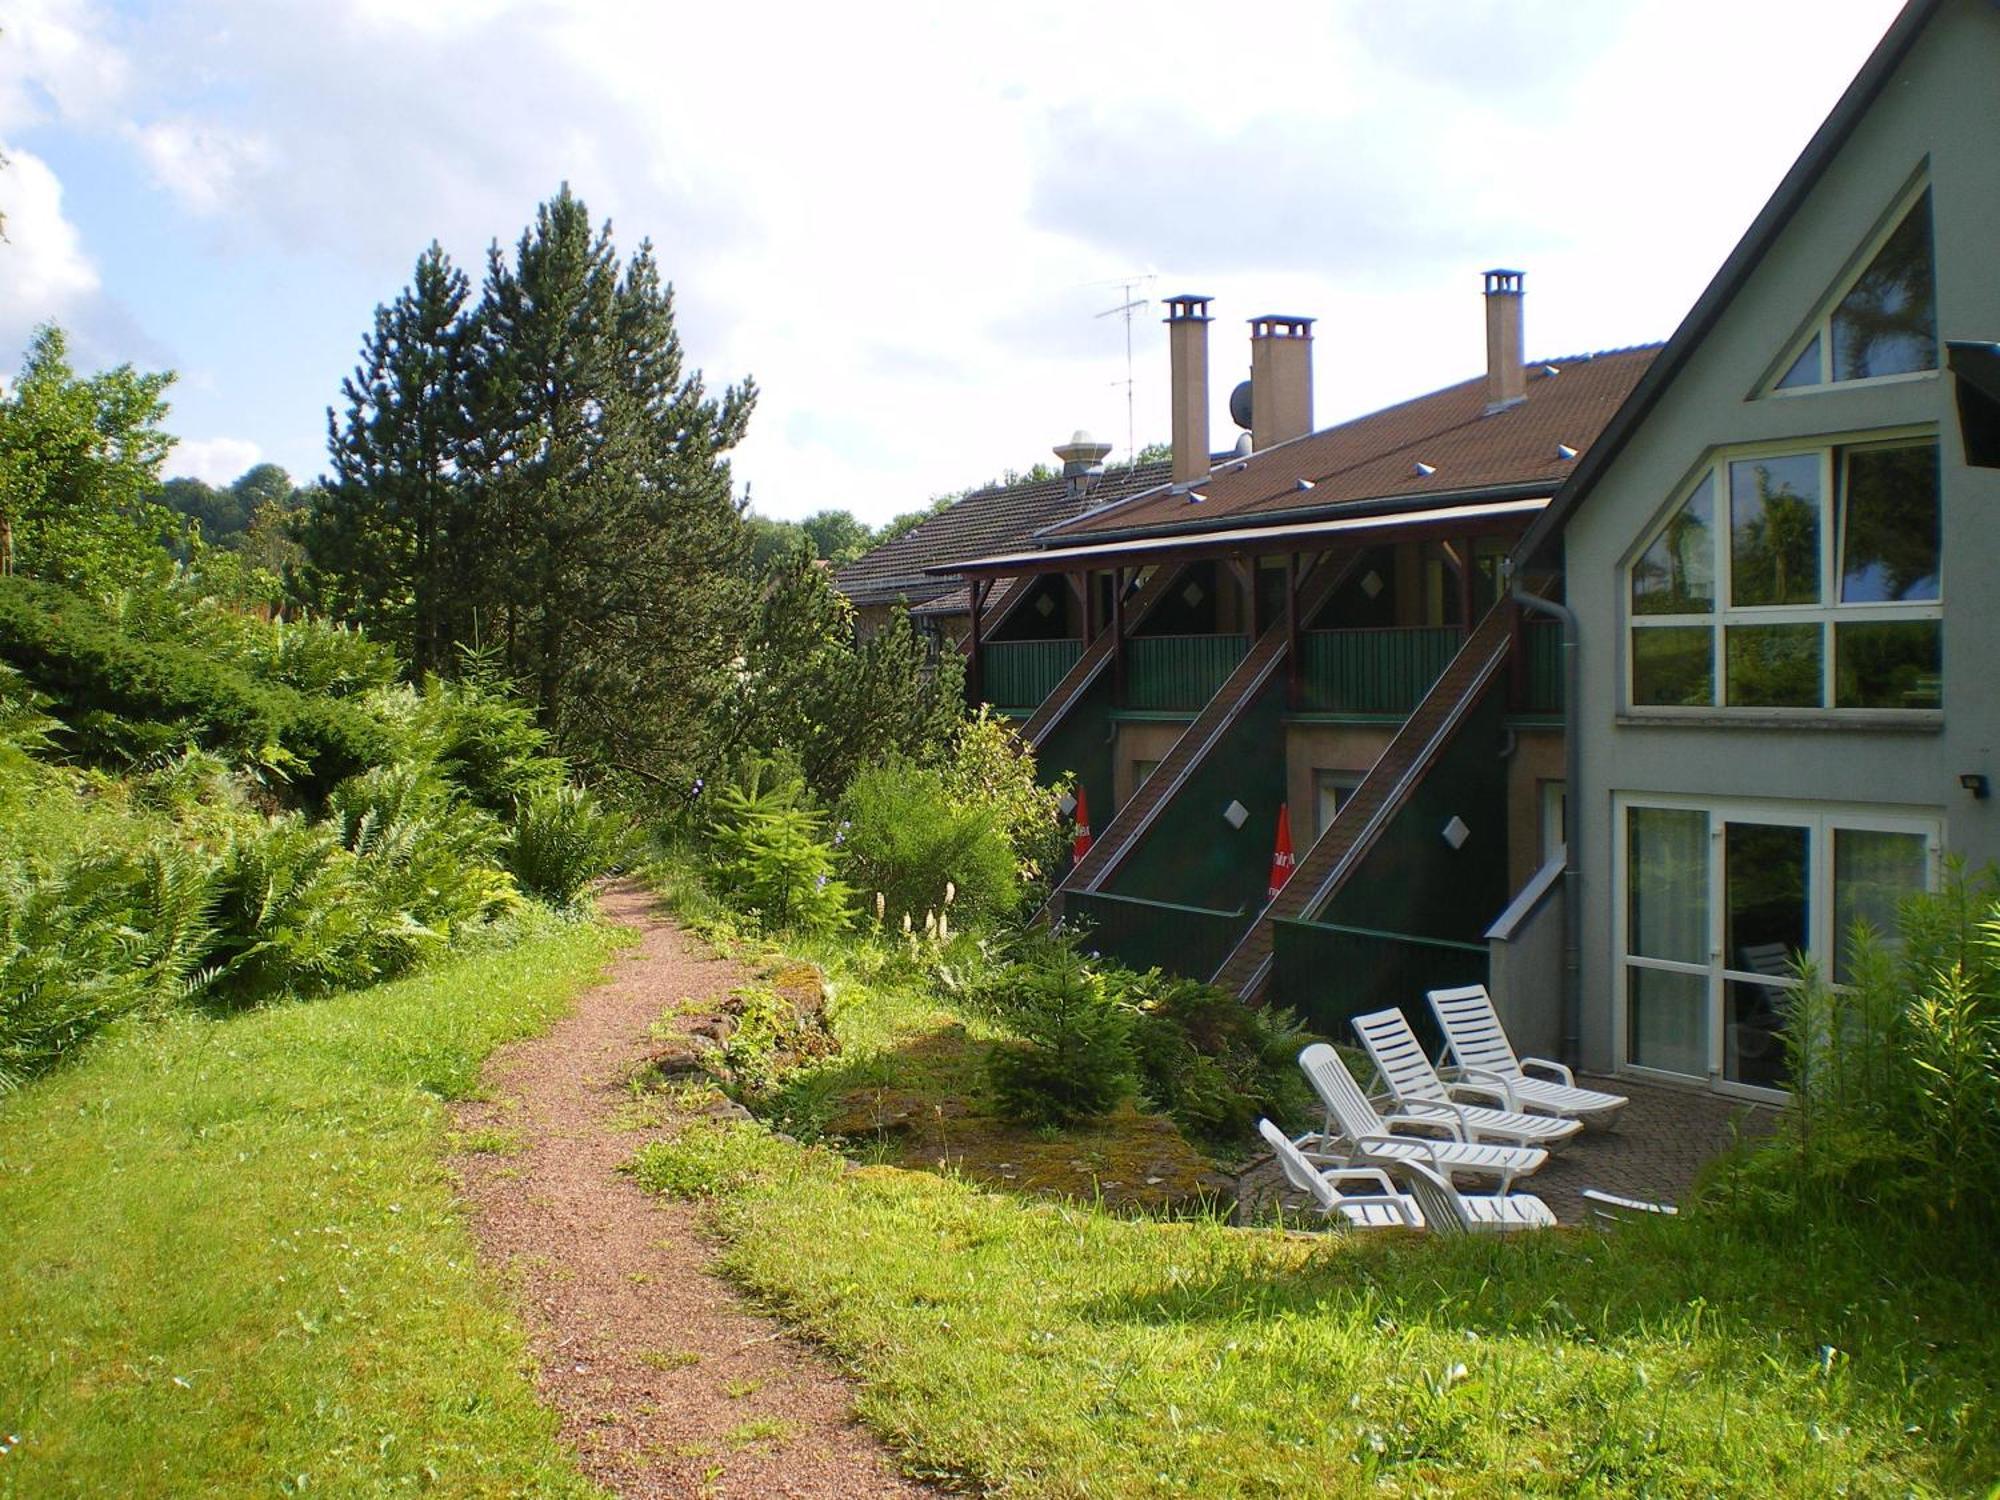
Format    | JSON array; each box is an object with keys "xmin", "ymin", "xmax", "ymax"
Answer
[
  {"xmin": 981, "ymin": 639, "xmax": 1084, "ymax": 712},
  {"xmin": 1125, "ymin": 634, "xmax": 1251, "ymax": 711}
]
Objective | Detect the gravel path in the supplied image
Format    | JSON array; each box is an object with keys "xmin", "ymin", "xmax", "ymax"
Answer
[{"xmin": 450, "ymin": 880, "xmax": 931, "ymax": 1499}]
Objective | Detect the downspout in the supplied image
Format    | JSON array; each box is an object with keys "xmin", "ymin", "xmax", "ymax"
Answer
[{"xmin": 1508, "ymin": 565, "xmax": 1582, "ymax": 1069}]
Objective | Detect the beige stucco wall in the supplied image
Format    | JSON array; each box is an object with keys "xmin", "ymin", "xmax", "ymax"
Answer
[
  {"xmin": 1505, "ymin": 728, "xmax": 1565, "ymax": 893},
  {"xmin": 1112, "ymin": 721, "xmax": 1189, "ymax": 811},
  {"xmin": 1284, "ymin": 723, "xmax": 1395, "ymax": 839}
]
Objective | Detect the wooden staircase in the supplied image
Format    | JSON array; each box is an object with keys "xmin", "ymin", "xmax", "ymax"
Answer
[
  {"xmin": 1045, "ymin": 554, "xmax": 1351, "ymax": 912},
  {"xmin": 1209, "ymin": 598, "xmax": 1520, "ymax": 1002},
  {"xmin": 1018, "ymin": 564, "xmax": 1185, "ymax": 751}
]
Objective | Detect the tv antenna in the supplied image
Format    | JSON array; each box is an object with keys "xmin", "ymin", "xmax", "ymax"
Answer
[{"xmin": 1095, "ymin": 274, "xmax": 1154, "ymax": 465}]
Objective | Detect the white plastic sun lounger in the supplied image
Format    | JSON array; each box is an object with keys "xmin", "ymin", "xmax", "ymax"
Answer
[
  {"xmin": 1397, "ymin": 1159, "xmax": 1557, "ymax": 1234},
  {"xmin": 1258, "ymin": 1119, "xmax": 1422, "ymax": 1230},
  {"xmin": 1350, "ymin": 1008, "xmax": 1582, "ymax": 1149},
  {"xmin": 1427, "ymin": 985, "xmax": 1629, "ymax": 1127},
  {"xmin": 1294, "ymin": 1043, "xmax": 1548, "ymax": 1193}
]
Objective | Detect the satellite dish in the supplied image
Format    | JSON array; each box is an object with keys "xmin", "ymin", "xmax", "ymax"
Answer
[{"xmin": 1228, "ymin": 379, "xmax": 1253, "ymax": 431}]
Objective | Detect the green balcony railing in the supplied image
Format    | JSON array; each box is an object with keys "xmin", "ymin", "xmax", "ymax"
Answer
[
  {"xmin": 1126, "ymin": 634, "xmax": 1249, "ymax": 711},
  {"xmin": 1065, "ymin": 890, "xmax": 1250, "ymax": 980},
  {"xmin": 1298, "ymin": 627, "xmax": 1463, "ymax": 714},
  {"xmin": 983, "ymin": 638, "xmax": 1084, "ymax": 711},
  {"xmin": 1519, "ymin": 619, "xmax": 1565, "ymax": 715}
]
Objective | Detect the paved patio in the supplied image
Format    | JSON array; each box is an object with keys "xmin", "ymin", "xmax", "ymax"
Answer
[{"xmin": 1237, "ymin": 1073, "xmax": 1783, "ymax": 1226}]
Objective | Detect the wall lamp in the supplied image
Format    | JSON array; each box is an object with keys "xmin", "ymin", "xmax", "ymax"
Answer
[{"xmin": 1960, "ymin": 773, "xmax": 1990, "ymax": 800}]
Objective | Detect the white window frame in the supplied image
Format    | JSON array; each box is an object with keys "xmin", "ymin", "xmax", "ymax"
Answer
[
  {"xmin": 1624, "ymin": 428, "xmax": 1942, "ymax": 718},
  {"xmin": 1763, "ymin": 175, "xmax": 1938, "ymax": 397},
  {"xmin": 1612, "ymin": 792, "xmax": 1941, "ymax": 1101}
]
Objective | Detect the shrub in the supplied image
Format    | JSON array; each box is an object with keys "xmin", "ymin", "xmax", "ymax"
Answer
[
  {"xmin": 984, "ymin": 945, "xmax": 1134, "ymax": 1126},
  {"xmin": 0, "ymin": 577, "xmax": 392, "ymax": 800},
  {"xmin": 329, "ymin": 765, "xmax": 516, "ymax": 948},
  {"xmin": 838, "ymin": 759, "xmax": 1019, "ymax": 933},
  {"xmin": 507, "ymin": 784, "xmax": 631, "ymax": 906},
  {"xmin": 209, "ymin": 817, "xmax": 380, "ymax": 1003},
  {"xmin": 1115, "ymin": 968, "xmax": 1317, "ymax": 1146},
  {"xmin": 1751, "ymin": 866, "xmax": 2000, "ymax": 1247},
  {"xmin": 935, "ymin": 710, "xmax": 1068, "ymax": 892},
  {"xmin": 708, "ymin": 763, "xmax": 852, "ymax": 936},
  {"xmin": 370, "ymin": 673, "xmax": 566, "ymax": 815}
]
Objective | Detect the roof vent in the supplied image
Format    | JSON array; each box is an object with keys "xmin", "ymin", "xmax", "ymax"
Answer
[
  {"xmin": 1053, "ymin": 429, "xmax": 1113, "ymax": 478},
  {"xmin": 1295, "ymin": 478, "xmax": 1315, "ymax": 491},
  {"xmin": 1187, "ymin": 490, "xmax": 1208, "ymax": 505},
  {"xmin": 1556, "ymin": 443, "xmax": 1579, "ymax": 461},
  {"xmin": 1541, "ymin": 364, "xmax": 1561, "ymax": 377},
  {"xmin": 1414, "ymin": 461, "xmax": 1438, "ymax": 477}
]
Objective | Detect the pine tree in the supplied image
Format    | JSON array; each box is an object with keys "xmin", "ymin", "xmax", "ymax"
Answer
[{"xmin": 305, "ymin": 243, "xmax": 475, "ymax": 675}]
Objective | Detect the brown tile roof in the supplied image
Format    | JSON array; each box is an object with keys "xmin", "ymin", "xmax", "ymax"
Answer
[
  {"xmin": 1040, "ymin": 346, "xmax": 1659, "ymax": 544},
  {"xmin": 834, "ymin": 458, "xmax": 1174, "ymax": 607}
]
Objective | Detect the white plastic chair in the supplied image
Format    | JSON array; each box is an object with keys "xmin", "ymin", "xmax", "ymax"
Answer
[
  {"xmin": 1257, "ymin": 1119, "xmax": 1422, "ymax": 1230},
  {"xmin": 1294, "ymin": 1043, "xmax": 1548, "ymax": 1193},
  {"xmin": 1398, "ymin": 1159, "xmax": 1557, "ymax": 1234},
  {"xmin": 1349, "ymin": 1007, "xmax": 1582, "ymax": 1148},
  {"xmin": 1427, "ymin": 984, "xmax": 1629, "ymax": 1127}
]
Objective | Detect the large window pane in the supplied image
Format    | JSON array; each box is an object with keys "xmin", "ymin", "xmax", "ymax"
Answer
[
  {"xmin": 1633, "ymin": 473, "xmax": 1715, "ymax": 615},
  {"xmin": 1830, "ymin": 193, "xmax": 1938, "ymax": 382},
  {"xmin": 1725, "ymin": 980, "xmax": 1790, "ymax": 1089},
  {"xmin": 1730, "ymin": 455, "xmax": 1821, "ymax": 606},
  {"xmin": 1629, "ymin": 966, "xmax": 1708, "ymax": 1077},
  {"xmin": 1836, "ymin": 619, "xmax": 1941, "ymax": 709},
  {"xmin": 1633, "ymin": 626, "xmax": 1714, "ymax": 706},
  {"xmin": 1628, "ymin": 807, "xmax": 1708, "ymax": 964},
  {"xmin": 1840, "ymin": 443, "xmax": 1940, "ymax": 602},
  {"xmin": 1725, "ymin": 821, "xmax": 1808, "ymax": 975},
  {"xmin": 1833, "ymin": 828, "xmax": 1929, "ymax": 983},
  {"xmin": 1726, "ymin": 624, "xmax": 1822, "ymax": 707}
]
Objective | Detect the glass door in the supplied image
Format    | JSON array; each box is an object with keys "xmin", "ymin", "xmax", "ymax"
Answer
[
  {"xmin": 1722, "ymin": 818, "xmax": 1810, "ymax": 1089},
  {"xmin": 1624, "ymin": 806, "xmax": 1711, "ymax": 1077}
]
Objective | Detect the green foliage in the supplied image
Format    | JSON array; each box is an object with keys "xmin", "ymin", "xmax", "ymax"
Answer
[
  {"xmin": 714, "ymin": 550, "xmax": 965, "ymax": 802},
  {"xmin": 707, "ymin": 760, "xmax": 853, "ymax": 936},
  {"xmin": 0, "ymin": 325, "xmax": 176, "ymax": 591},
  {"xmin": 1738, "ymin": 865, "xmax": 2000, "ymax": 1252},
  {"xmin": 506, "ymin": 782, "xmax": 631, "ymax": 906},
  {"xmin": 369, "ymin": 666, "xmax": 564, "ymax": 814},
  {"xmin": 837, "ymin": 759, "xmax": 1018, "ymax": 934},
  {"xmin": 308, "ymin": 191, "xmax": 758, "ymax": 791},
  {"xmin": 626, "ymin": 1119, "xmax": 797, "ymax": 1199},
  {"xmin": 1116, "ymin": 968, "xmax": 1316, "ymax": 1145},
  {"xmin": 936, "ymin": 709, "xmax": 1067, "ymax": 890},
  {"xmin": 984, "ymin": 945, "xmax": 1134, "ymax": 1126},
  {"xmin": 0, "ymin": 577, "xmax": 393, "ymax": 799}
]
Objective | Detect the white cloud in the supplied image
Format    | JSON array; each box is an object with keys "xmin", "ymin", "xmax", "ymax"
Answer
[
  {"xmin": 131, "ymin": 118, "xmax": 274, "ymax": 216},
  {"xmin": 0, "ymin": 143, "xmax": 100, "ymax": 347},
  {"xmin": 0, "ymin": 0, "xmax": 129, "ymax": 134},
  {"xmin": 166, "ymin": 435, "xmax": 261, "ymax": 486}
]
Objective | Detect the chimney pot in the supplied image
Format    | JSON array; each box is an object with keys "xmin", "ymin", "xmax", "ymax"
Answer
[
  {"xmin": 1483, "ymin": 268, "xmax": 1526, "ymax": 412},
  {"xmin": 1166, "ymin": 294, "xmax": 1214, "ymax": 486},
  {"xmin": 1248, "ymin": 314, "xmax": 1314, "ymax": 450}
]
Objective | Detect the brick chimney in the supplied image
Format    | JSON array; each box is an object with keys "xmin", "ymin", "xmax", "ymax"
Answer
[
  {"xmin": 1248, "ymin": 315, "xmax": 1313, "ymax": 451},
  {"xmin": 1483, "ymin": 269, "xmax": 1526, "ymax": 411},
  {"xmin": 1165, "ymin": 294, "xmax": 1212, "ymax": 486}
]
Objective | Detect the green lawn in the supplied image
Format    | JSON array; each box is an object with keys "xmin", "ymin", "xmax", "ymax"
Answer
[
  {"xmin": 0, "ymin": 920, "xmax": 626, "ymax": 1497},
  {"xmin": 629, "ymin": 963, "xmax": 2000, "ymax": 1498}
]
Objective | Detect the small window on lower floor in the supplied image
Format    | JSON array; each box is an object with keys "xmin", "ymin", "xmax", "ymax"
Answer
[{"xmin": 1313, "ymin": 769, "xmax": 1363, "ymax": 837}]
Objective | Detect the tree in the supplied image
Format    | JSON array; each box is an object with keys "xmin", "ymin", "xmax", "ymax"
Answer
[
  {"xmin": 711, "ymin": 550, "xmax": 964, "ymax": 801},
  {"xmin": 466, "ymin": 188, "xmax": 756, "ymax": 787},
  {"xmin": 799, "ymin": 509, "xmax": 872, "ymax": 564},
  {"xmin": 0, "ymin": 326, "xmax": 175, "ymax": 590},
  {"xmin": 305, "ymin": 243, "xmax": 476, "ymax": 675}
]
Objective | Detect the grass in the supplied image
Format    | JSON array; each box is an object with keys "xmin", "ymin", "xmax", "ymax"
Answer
[
  {"xmin": 634, "ymin": 861, "xmax": 2000, "ymax": 1495},
  {"xmin": 0, "ymin": 920, "xmax": 627, "ymax": 1497},
  {"xmin": 644, "ymin": 1128, "xmax": 2000, "ymax": 1497}
]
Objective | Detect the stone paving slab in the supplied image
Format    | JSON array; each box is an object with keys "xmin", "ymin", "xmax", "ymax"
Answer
[{"xmin": 1238, "ymin": 1073, "xmax": 1781, "ymax": 1227}]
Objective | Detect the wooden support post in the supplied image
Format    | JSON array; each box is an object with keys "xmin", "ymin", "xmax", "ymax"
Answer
[
  {"xmin": 1111, "ymin": 567, "xmax": 1128, "ymax": 706},
  {"xmin": 968, "ymin": 578, "xmax": 987, "ymax": 707},
  {"xmin": 1067, "ymin": 570, "xmax": 1090, "ymax": 641},
  {"xmin": 1285, "ymin": 552, "xmax": 1301, "ymax": 710},
  {"xmin": 1456, "ymin": 536, "xmax": 1476, "ymax": 635},
  {"xmin": 1506, "ymin": 590, "xmax": 1526, "ymax": 710}
]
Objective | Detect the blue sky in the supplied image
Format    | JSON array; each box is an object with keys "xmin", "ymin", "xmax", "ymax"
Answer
[{"xmin": 1, "ymin": 0, "xmax": 1908, "ymax": 522}]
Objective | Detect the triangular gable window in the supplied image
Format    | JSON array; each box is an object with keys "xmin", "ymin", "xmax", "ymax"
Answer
[{"xmin": 1768, "ymin": 189, "xmax": 1937, "ymax": 392}]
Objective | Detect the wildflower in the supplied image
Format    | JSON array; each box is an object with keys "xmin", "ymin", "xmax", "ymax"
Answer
[
  {"xmin": 943, "ymin": 880, "xmax": 956, "ymax": 906},
  {"xmin": 815, "ymin": 873, "xmax": 828, "ymax": 890}
]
